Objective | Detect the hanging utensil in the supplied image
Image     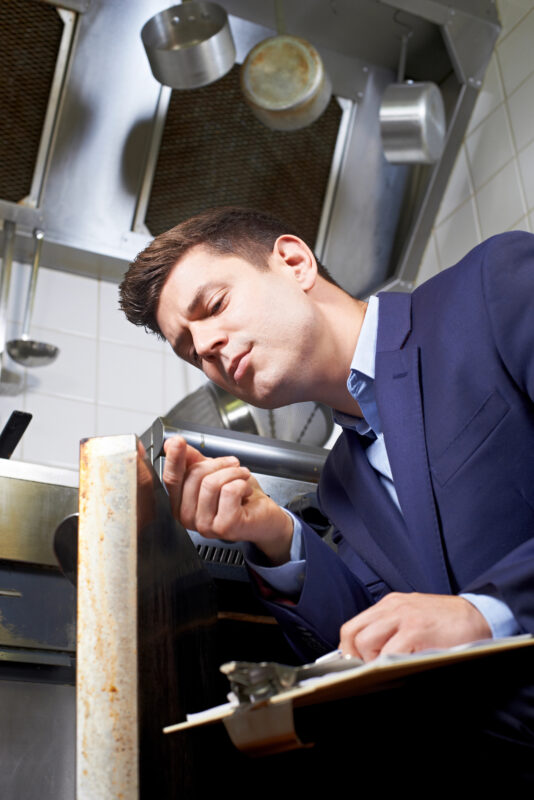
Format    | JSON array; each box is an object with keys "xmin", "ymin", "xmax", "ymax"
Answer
[
  {"xmin": 240, "ymin": 0, "xmax": 331, "ymax": 131},
  {"xmin": 7, "ymin": 229, "xmax": 59, "ymax": 367},
  {"xmin": 0, "ymin": 220, "xmax": 22, "ymax": 395},
  {"xmin": 0, "ymin": 410, "xmax": 32, "ymax": 459},
  {"xmin": 379, "ymin": 20, "xmax": 446, "ymax": 164},
  {"xmin": 141, "ymin": 1, "xmax": 236, "ymax": 90}
]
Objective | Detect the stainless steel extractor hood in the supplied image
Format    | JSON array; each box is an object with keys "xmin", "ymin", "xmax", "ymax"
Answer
[{"xmin": 0, "ymin": 0, "xmax": 499, "ymax": 296}]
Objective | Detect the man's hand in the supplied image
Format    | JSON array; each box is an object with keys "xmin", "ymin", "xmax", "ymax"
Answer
[
  {"xmin": 163, "ymin": 436, "xmax": 294, "ymax": 565},
  {"xmin": 339, "ymin": 592, "xmax": 492, "ymax": 661}
]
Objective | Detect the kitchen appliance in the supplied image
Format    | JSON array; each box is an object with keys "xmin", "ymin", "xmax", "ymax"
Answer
[{"xmin": 0, "ymin": 457, "xmax": 77, "ymax": 800}]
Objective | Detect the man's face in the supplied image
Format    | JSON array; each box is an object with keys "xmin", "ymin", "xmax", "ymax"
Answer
[{"xmin": 155, "ymin": 244, "xmax": 319, "ymax": 408}]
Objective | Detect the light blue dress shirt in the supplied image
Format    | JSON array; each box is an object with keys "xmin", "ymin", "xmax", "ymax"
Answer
[{"xmin": 245, "ymin": 296, "xmax": 518, "ymax": 638}]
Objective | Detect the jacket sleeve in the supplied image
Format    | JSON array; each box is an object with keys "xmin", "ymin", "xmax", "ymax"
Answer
[{"xmin": 250, "ymin": 519, "xmax": 374, "ymax": 662}]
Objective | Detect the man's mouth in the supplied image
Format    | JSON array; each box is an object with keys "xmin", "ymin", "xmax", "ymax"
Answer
[{"xmin": 229, "ymin": 349, "xmax": 252, "ymax": 383}]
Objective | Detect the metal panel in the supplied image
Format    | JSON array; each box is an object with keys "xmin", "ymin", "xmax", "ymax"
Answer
[
  {"xmin": 0, "ymin": 459, "xmax": 78, "ymax": 566},
  {"xmin": 142, "ymin": 65, "xmax": 343, "ymax": 246},
  {"xmin": 39, "ymin": 0, "xmax": 166, "ymax": 256},
  {"xmin": 0, "ymin": 680, "xmax": 75, "ymax": 800},
  {"xmin": 0, "ymin": 564, "xmax": 75, "ymax": 652},
  {"xmin": 322, "ymin": 66, "xmax": 410, "ymax": 296},
  {"xmin": 0, "ymin": 1, "xmax": 65, "ymax": 204}
]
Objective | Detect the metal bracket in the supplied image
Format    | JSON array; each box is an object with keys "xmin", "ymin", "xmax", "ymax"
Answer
[{"xmin": 223, "ymin": 700, "xmax": 311, "ymax": 757}]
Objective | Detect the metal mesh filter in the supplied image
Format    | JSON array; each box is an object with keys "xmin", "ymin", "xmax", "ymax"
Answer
[
  {"xmin": 0, "ymin": 0, "xmax": 64, "ymax": 203},
  {"xmin": 145, "ymin": 65, "xmax": 342, "ymax": 244}
]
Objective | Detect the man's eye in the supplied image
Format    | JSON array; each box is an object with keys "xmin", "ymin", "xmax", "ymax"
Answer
[{"xmin": 210, "ymin": 298, "xmax": 223, "ymax": 315}]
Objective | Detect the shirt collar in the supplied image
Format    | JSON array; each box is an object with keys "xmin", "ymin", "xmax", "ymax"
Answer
[
  {"xmin": 333, "ymin": 295, "xmax": 379, "ymax": 433},
  {"xmin": 349, "ymin": 294, "xmax": 379, "ymax": 379}
]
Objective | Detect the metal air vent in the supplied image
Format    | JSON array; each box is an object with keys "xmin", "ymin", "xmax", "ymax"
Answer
[
  {"xmin": 142, "ymin": 64, "xmax": 343, "ymax": 245},
  {"xmin": 0, "ymin": 1, "xmax": 74, "ymax": 210}
]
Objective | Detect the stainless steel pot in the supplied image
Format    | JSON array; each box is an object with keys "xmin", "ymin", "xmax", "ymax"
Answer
[
  {"xmin": 240, "ymin": 35, "xmax": 332, "ymax": 131},
  {"xmin": 141, "ymin": 2, "xmax": 236, "ymax": 90},
  {"xmin": 379, "ymin": 80, "xmax": 446, "ymax": 164}
]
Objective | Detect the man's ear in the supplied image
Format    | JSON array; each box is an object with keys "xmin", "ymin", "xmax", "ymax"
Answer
[{"xmin": 272, "ymin": 235, "xmax": 318, "ymax": 291}]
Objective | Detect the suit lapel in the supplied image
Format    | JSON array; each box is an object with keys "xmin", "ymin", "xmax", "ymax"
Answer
[
  {"xmin": 374, "ymin": 292, "xmax": 452, "ymax": 594},
  {"xmin": 325, "ymin": 431, "xmax": 435, "ymax": 592}
]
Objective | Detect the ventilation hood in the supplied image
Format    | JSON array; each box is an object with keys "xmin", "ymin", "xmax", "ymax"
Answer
[{"xmin": 0, "ymin": 0, "xmax": 499, "ymax": 296}]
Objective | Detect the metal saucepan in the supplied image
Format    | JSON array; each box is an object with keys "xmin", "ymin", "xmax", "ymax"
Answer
[
  {"xmin": 141, "ymin": 1, "xmax": 236, "ymax": 90},
  {"xmin": 7, "ymin": 229, "xmax": 59, "ymax": 367},
  {"xmin": 380, "ymin": 81, "xmax": 446, "ymax": 164},
  {"xmin": 241, "ymin": 34, "xmax": 332, "ymax": 131},
  {"xmin": 379, "ymin": 28, "xmax": 446, "ymax": 164}
]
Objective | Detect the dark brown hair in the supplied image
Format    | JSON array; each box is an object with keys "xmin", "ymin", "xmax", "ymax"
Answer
[{"xmin": 119, "ymin": 206, "xmax": 337, "ymax": 339}]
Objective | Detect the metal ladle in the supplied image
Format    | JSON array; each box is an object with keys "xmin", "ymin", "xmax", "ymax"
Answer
[
  {"xmin": 7, "ymin": 229, "xmax": 59, "ymax": 367},
  {"xmin": 0, "ymin": 220, "xmax": 23, "ymax": 394}
]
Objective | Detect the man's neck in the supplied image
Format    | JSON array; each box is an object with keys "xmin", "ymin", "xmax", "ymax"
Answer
[{"xmin": 310, "ymin": 288, "xmax": 368, "ymax": 416}]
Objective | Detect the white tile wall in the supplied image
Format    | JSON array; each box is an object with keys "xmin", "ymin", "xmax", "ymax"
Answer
[
  {"xmin": 435, "ymin": 145, "xmax": 472, "ymax": 225},
  {"xmin": 465, "ymin": 104, "xmax": 514, "ymax": 191},
  {"xmin": 497, "ymin": 7, "xmax": 534, "ymax": 95},
  {"xmin": 522, "ymin": 140, "xmax": 534, "ymax": 207},
  {"xmin": 466, "ymin": 55, "xmax": 504, "ymax": 135},
  {"xmin": 32, "ymin": 267, "xmax": 99, "ymax": 337},
  {"xmin": 421, "ymin": 2, "xmax": 534, "ymax": 284},
  {"xmin": 23, "ymin": 393, "xmax": 97, "ymax": 470},
  {"xmin": 0, "ymin": 273, "xmax": 190, "ymax": 470},
  {"xmin": 497, "ymin": 0, "xmax": 534, "ymax": 38},
  {"xmin": 435, "ymin": 197, "xmax": 481, "ymax": 270},
  {"xmin": 507, "ymin": 71, "xmax": 534, "ymax": 151},
  {"xmin": 476, "ymin": 161, "xmax": 526, "ymax": 239}
]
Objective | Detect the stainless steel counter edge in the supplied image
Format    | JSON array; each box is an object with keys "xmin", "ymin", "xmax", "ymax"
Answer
[{"xmin": 0, "ymin": 459, "xmax": 79, "ymax": 488}]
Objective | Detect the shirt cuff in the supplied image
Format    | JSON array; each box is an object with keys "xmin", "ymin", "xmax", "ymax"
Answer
[
  {"xmin": 242, "ymin": 510, "xmax": 306, "ymax": 595},
  {"xmin": 460, "ymin": 592, "xmax": 520, "ymax": 638}
]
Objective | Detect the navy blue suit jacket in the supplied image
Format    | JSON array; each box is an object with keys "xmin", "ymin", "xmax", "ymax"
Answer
[{"xmin": 259, "ymin": 231, "xmax": 534, "ymax": 662}]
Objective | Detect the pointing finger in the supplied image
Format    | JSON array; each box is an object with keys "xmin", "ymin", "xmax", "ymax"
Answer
[{"xmin": 163, "ymin": 436, "xmax": 188, "ymax": 518}]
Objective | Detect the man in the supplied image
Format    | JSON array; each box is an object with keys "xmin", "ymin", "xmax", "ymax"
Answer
[{"xmin": 120, "ymin": 207, "xmax": 534, "ymax": 779}]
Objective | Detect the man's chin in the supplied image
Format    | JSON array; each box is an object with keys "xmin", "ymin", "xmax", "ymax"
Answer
[{"xmin": 213, "ymin": 380, "xmax": 280, "ymax": 410}]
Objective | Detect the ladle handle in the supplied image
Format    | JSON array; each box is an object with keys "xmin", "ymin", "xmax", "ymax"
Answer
[
  {"xmin": 397, "ymin": 32, "xmax": 410, "ymax": 83},
  {"xmin": 0, "ymin": 220, "xmax": 16, "ymax": 357},
  {"xmin": 21, "ymin": 229, "xmax": 44, "ymax": 340}
]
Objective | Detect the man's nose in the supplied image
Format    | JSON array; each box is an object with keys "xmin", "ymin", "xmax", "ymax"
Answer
[{"xmin": 191, "ymin": 323, "xmax": 227, "ymax": 359}]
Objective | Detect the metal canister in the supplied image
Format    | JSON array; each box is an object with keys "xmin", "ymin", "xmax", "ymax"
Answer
[
  {"xmin": 379, "ymin": 81, "xmax": 446, "ymax": 164},
  {"xmin": 141, "ymin": 2, "xmax": 236, "ymax": 90},
  {"xmin": 241, "ymin": 35, "xmax": 332, "ymax": 131}
]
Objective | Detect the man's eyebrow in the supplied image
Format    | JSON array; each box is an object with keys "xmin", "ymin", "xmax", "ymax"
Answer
[{"xmin": 186, "ymin": 281, "xmax": 220, "ymax": 315}]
